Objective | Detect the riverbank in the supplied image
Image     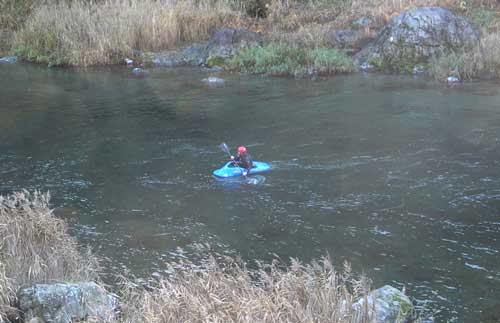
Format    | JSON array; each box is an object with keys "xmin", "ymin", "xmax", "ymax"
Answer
[
  {"xmin": 0, "ymin": 191, "xmax": 416, "ymax": 322},
  {"xmin": 1, "ymin": 0, "xmax": 500, "ymax": 80}
]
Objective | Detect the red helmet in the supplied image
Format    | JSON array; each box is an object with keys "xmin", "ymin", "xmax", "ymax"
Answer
[{"xmin": 237, "ymin": 146, "xmax": 247, "ymax": 154}]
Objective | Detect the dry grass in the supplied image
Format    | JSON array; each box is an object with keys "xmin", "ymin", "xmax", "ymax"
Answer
[
  {"xmin": 0, "ymin": 191, "xmax": 99, "ymax": 318},
  {"xmin": 12, "ymin": 0, "xmax": 242, "ymax": 66},
  {"xmin": 0, "ymin": 29, "xmax": 14, "ymax": 56},
  {"xmin": 118, "ymin": 256, "xmax": 374, "ymax": 323},
  {"xmin": 430, "ymin": 32, "xmax": 500, "ymax": 80}
]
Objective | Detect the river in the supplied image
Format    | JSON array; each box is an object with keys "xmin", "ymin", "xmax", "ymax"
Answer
[{"xmin": 1, "ymin": 63, "xmax": 500, "ymax": 321}]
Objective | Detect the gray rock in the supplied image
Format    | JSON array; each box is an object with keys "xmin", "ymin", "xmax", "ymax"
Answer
[
  {"xmin": 412, "ymin": 64, "xmax": 427, "ymax": 74},
  {"xmin": 360, "ymin": 61, "xmax": 375, "ymax": 72},
  {"xmin": 0, "ymin": 56, "xmax": 17, "ymax": 63},
  {"xmin": 334, "ymin": 29, "xmax": 374, "ymax": 51},
  {"xmin": 18, "ymin": 282, "xmax": 118, "ymax": 323},
  {"xmin": 209, "ymin": 27, "xmax": 261, "ymax": 47},
  {"xmin": 153, "ymin": 28, "xmax": 262, "ymax": 68},
  {"xmin": 355, "ymin": 7, "xmax": 479, "ymax": 70},
  {"xmin": 201, "ymin": 76, "xmax": 225, "ymax": 85},
  {"xmin": 124, "ymin": 58, "xmax": 134, "ymax": 65},
  {"xmin": 352, "ymin": 16, "xmax": 378, "ymax": 29},
  {"xmin": 353, "ymin": 285, "xmax": 413, "ymax": 323},
  {"xmin": 132, "ymin": 67, "xmax": 149, "ymax": 77}
]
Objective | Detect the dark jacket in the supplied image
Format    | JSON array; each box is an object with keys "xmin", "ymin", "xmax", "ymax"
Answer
[{"xmin": 234, "ymin": 153, "xmax": 253, "ymax": 171}]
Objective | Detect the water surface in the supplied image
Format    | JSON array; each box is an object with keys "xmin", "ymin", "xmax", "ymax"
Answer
[{"xmin": 1, "ymin": 63, "xmax": 500, "ymax": 321}]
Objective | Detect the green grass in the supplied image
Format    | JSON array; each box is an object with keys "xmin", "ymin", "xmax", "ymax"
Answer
[{"xmin": 227, "ymin": 43, "xmax": 356, "ymax": 76}]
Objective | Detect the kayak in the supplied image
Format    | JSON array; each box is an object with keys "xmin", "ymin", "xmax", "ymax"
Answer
[{"xmin": 213, "ymin": 161, "xmax": 271, "ymax": 178}]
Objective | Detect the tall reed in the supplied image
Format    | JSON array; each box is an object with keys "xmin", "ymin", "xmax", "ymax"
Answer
[{"xmin": 118, "ymin": 256, "xmax": 374, "ymax": 323}]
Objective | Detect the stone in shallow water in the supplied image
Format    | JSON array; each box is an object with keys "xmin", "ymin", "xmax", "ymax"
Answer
[
  {"xmin": 447, "ymin": 76, "xmax": 460, "ymax": 83},
  {"xmin": 18, "ymin": 282, "xmax": 118, "ymax": 323},
  {"xmin": 132, "ymin": 67, "xmax": 149, "ymax": 77},
  {"xmin": 0, "ymin": 56, "xmax": 17, "ymax": 63},
  {"xmin": 201, "ymin": 76, "xmax": 225, "ymax": 85}
]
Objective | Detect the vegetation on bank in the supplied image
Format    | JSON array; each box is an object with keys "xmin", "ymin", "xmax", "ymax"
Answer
[
  {"xmin": 0, "ymin": 191, "xmax": 99, "ymax": 318},
  {"xmin": 227, "ymin": 43, "xmax": 355, "ymax": 76},
  {"xmin": 1, "ymin": 0, "xmax": 500, "ymax": 79},
  {"xmin": 9, "ymin": 0, "xmax": 239, "ymax": 66},
  {"xmin": 0, "ymin": 191, "xmax": 389, "ymax": 323}
]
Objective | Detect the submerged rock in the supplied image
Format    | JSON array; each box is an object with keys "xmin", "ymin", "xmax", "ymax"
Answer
[
  {"xmin": 152, "ymin": 27, "xmax": 262, "ymax": 68},
  {"xmin": 132, "ymin": 67, "xmax": 149, "ymax": 77},
  {"xmin": 201, "ymin": 76, "xmax": 225, "ymax": 85},
  {"xmin": 353, "ymin": 285, "xmax": 413, "ymax": 322},
  {"xmin": 355, "ymin": 7, "xmax": 479, "ymax": 71},
  {"xmin": 18, "ymin": 282, "xmax": 118, "ymax": 323},
  {"xmin": 0, "ymin": 56, "xmax": 17, "ymax": 64}
]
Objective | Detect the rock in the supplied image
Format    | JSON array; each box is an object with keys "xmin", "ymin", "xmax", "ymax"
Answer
[
  {"xmin": 360, "ymin": 61, "xmax": 375, "ymax": 72},
  {"xmin": 153, "ymin": 27, "xmax": 262, "ymax": 68},
  {"xmin": 132, "ymin": 67, "xmax": 149, "ymax": 77},
  {"xmin": 334, "ymin": 29, "xmax": 374, "ymax": 52},
  {"xmin": 18, "ymin": 282, "xmax": 118, "ymax": 323},
  {"xmin": 124, "ymin": 58, "xmax": 134, "ymax": 65},
  {"xmin": 355, "ymin": 7, "xmax": 479, "ymax": 71},
  {"xmin": 447, "ymin": 76, "xmax": 460, "ymax": 83},
  {"xmin": 412, "ymin": 64, "xmax": 427, "ymax": 75},
  {"xmin": 352, "ymin": 16, "xmax": 379, "ymax": 30},
  {"xmin": 201, "ymin": 76, "xmax": 225, "ymax": 85},
  {"xmin": 353, "ymin": 285, "xmax": 413, "ymax": 323},
  {"xmin": 0, "ymin": 56, "xmax": 17, "ymax": 64}
]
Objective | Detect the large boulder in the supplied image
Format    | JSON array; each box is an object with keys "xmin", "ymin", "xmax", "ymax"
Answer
[
  {"xmin": 152, "ymin": 28, "xmax": 262, "ymax": 67},
  {"xmin": 353, "ymin": 285, "xmax": 414, "ymax": 323},
  {"xmin": 355, "ymin": 7, "xmax": 479, "ymax": 71},
  {"xmin": 18, "ymin": 282, "xmax": 118, "ymax": 323}
]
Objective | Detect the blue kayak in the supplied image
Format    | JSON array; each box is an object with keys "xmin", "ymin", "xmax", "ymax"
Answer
[{"xmin": 213, "ymin": 161, "xmax": 271, "ymax": 178}]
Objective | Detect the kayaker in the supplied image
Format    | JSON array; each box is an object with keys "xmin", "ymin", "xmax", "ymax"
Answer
[{"xmin": 231, "ymin": 146, "xmax": 253, "ymax": 176}]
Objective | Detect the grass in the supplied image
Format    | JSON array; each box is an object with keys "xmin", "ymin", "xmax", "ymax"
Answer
[
  {"xmin": 11, "ymin": 0, "xmax": 241, "ymax": 66},
  {"xmin": 430, "ymin": 32, "xmax": 500, "ymax": 80},
  {"xmin": 228, "ymin": 43, "xmax": 356, "ymax": 76},
  {"xmin": 118, "ymin": 256, "xmax": 374, "ymax": 323},
  {"xmin": 0, "ymin": 190, "xmax": 391, "ymax": 323},
  {"xmin": 0, "ymin": 191, "xmax": 99, "ymax": 322}
]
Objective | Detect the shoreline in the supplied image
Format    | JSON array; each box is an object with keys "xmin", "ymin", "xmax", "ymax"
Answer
[{"xmin": 1, "ymin": 1, "xmax": 499, "ymax": 81}]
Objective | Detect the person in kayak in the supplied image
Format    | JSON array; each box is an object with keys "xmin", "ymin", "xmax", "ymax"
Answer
[{"xmin": 231, "ymin": 146, "xmax": 253, "ymax": 176}]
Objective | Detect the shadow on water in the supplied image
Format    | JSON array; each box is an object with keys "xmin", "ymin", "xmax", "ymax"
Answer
[{"xmin": 2, "ymin": 63, "xmax": 500, "ymax": 321}]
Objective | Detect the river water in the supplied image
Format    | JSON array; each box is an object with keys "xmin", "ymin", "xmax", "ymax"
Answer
[{"xmin": 1, "ymin": 63, "xmax": 500, "ymax": 321}]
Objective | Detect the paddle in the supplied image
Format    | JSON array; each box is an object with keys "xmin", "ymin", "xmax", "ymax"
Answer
[
  {"xmin": 218, "ymin": 142, "xmax": 232, "ymax": 157},
  {"xmin": 218, "ymin": 142, "xmax": 247, "ymax": 177}
]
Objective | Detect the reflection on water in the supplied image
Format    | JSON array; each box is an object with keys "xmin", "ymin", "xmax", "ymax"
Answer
[{"xmin": 2, "ymin": 63, "xmax": 500, "ymax": 321}]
